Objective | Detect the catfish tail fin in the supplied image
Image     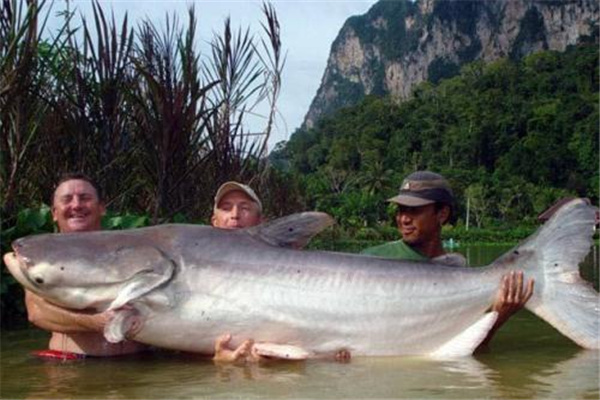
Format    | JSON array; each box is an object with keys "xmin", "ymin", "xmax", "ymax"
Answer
[{"xmin": 509, "ymin": 198, "xmax": 598, "ymax": 349}]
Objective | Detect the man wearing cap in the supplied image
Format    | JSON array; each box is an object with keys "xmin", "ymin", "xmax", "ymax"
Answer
[
  {"xmin": 211, "ymin": 181, "xmax": 263, "ymax": 229},
  {"xmin": 209, "ymin": 181, "xmax": 351, "ymax": 362},
  {"xmin": 362, "ymin": 171, "xmax": 534, "ymax": 349},
  {"xmin": 210, "ymin": 181, "xmax": 268, "ymax": 362}
]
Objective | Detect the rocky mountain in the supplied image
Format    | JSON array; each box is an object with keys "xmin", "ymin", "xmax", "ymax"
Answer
[{"xmin": 303, "ymin": 0, "xmax": 599, "ymax": 129}]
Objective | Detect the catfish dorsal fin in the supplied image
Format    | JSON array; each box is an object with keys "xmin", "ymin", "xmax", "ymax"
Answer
[{"xmin": 247, "ymin": 212, "xmax": 335, "ymax": 249}]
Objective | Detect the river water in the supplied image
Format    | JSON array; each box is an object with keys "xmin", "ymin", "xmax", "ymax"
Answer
[{"xmin": 1, "ymin": 244, "xmax": 598, "ymax": 400}]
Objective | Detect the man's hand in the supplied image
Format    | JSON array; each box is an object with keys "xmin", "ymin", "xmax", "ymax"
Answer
[
  {"xmin": 335, "ymin": 349, "xmax": 351, "ymax": 362},
  {"xmin": 213, "ymin": 333, "xmax": 260, "ymax": 364},
  {"xmin": 492, "ymin": 270, "xmax": 535, "ymax": 325},
  {"xmin": 104, "ymin": 306, "xmax": 144, "ymax": 341},
  {"xmin": 477, "ymin": 270, "xmax": 534, "ymax": 351}
]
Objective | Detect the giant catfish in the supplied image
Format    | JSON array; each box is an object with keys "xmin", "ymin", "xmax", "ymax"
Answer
[{"xmin": 4, "ymin": 198, "xmax": 599, "ymax": 358}]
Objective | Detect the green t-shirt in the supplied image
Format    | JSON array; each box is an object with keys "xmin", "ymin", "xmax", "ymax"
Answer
[
  {"xmin": 361, "ymin": 240, "xmax": 428, "ymax": 261},
  {"xmin": 361, "ymin": 240, "xmax": 467, "ymax": 267}
]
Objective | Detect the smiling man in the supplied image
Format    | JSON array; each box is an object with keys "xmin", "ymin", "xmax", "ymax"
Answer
[
  {"xmin": 51, "ymin": 175, "xmax": 105, "ymax": 232},
  {"xmin": 25, "ymin": 173, "xmax": 146, "ymax": 359},
  {"xmin": 362, "ymin": 171, "xmax": 534, "ymax": 350}
]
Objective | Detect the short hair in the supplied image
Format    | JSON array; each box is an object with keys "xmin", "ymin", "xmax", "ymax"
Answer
[{"xmin": 52, "ymin": 173, "xmax": 103, "ymax": 203}]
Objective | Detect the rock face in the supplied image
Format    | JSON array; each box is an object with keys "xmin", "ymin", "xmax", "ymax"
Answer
[{"xmin": 303, "ymin": 0, "xmax": 599, "ymax": 129}]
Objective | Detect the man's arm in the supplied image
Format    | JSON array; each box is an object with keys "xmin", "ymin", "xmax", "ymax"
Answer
[
  {"xmin": 477, "ymin": 271, "xmax": 534, "ymax": 351},
  {"xmin": 25, "ymin": 290, "xmax": 109, "ymax": 334}
]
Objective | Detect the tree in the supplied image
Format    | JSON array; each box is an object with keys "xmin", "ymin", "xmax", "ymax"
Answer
[{"xmin": 465, "ymin": 183, "xmax": 489, "ymax": 228}]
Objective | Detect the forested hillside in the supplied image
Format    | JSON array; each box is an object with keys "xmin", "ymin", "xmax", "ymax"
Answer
[
  {"xmin": 304, "ymin": 0, "xmax": 598, "ymax": 128},
  {"xmin": 275, "ymin": 43, "xmax": 598, "ymax": 229}
]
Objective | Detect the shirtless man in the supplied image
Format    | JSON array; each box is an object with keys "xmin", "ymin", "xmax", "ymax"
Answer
[{"xmin": 25, "ymin": 173, "xmax": 146, "ymax": 358}]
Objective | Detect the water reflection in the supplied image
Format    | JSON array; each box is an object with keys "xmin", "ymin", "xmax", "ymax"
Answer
[
  {"xmin": 1, "ymin": 329, "xmax": 597, "ymax": 399},
  {"xmin": 476, "ymin": 346, "xmax": 599, "ymax": 399},
  {"xmin": 531, "ymin": 350, "xmax": 599, "ymax": 399}
]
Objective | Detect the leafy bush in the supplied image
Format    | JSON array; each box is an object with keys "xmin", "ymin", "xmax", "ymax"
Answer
[{"xmin": 102, "ymin": 213, "xmax": 152, "ymax": 230}]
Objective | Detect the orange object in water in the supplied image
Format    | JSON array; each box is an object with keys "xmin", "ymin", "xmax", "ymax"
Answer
[{"xmin": 31, "ymin": 349, "xmax": 86, "ymax": 361}]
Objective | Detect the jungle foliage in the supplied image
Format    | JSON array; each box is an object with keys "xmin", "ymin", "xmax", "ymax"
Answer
[
  {"xmin": 277, "ymin": 43, "xmax": 599, "ymax": 233},
  {"xmin": 0, "ymin": 0, "xmax": 287, "ymax": 226}
]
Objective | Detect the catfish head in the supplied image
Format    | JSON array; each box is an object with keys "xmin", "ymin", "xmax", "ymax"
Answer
[{"xmin": 3, "ymin": 230, "xmax": 175, "ymax": 312}]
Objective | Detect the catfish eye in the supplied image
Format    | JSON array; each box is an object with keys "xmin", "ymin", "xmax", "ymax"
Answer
[
  {"xmin": 60, "ymin": 266, "xmax": 65, "ymax": 271},
  {"xmin": 35, "ymin": 277, "xmax": 44, "ymax": 284}
]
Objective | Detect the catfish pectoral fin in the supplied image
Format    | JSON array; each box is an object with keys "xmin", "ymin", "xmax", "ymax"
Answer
[
  {"xmin": 104, "ymin": 307, "xmax": 143, "ymax": 343},
  {"xmin": 108, "ymin": 246, "xmax": 175, "ymax": 310},
  {"xmin": 429, "ymin": 312, "xmax": 498, "ymax": 358}
]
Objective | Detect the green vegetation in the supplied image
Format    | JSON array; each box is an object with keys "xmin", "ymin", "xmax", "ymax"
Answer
[
  {"xmin": 346, "ymin": 0, "xmax": 420, "ymax": 59},
  {"xmin": 1, "ymin": 0, "xmax": 285, "ymax": 225},
  {"xmin": 279, "ymin": 43, "xmax": 599, "ymax": 231},
  {"xmin": 432, "ymin": 0, "xmax": 483, "ymax": 37},
  {"xmin": 427, "ymin": 57, "xmax": 461, "ymax": 84},
  {"xmin": 457, "ymin": 39, "xmax": 482, "ymax": 64},
  {"xmin": 325, "ymin": 71, "xmax": 366, "ymax": 112}
]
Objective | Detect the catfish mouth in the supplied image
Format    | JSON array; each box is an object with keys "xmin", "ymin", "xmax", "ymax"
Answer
[{"xmin": 3, "ymin": 251, "xmax": 39, "ymax": 291}]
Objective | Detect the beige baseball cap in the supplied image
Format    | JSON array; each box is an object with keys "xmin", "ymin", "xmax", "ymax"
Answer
[{"xmin": 214, "ymin": 181, "xmax": 262, "ymax": 213}]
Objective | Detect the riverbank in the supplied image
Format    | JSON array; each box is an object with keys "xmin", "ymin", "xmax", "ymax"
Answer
[{"xmin": 307, "ymin": 223, "xmax": 540, "ymax": 253}]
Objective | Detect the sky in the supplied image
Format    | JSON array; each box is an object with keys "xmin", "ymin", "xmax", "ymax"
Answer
[{"xmin": 45, "ymin": 0, "xmax": 378, "ymax": 151}]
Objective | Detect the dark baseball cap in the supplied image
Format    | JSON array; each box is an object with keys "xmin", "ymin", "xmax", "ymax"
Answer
[{"xmin": 387, "ymin": 171, "xmax": 454, "ymax": 208}]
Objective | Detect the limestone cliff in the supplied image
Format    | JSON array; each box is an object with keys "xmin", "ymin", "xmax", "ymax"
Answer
[{"xmin": 303, "ymin": 0, "xmax": 599, "ymax": 129}]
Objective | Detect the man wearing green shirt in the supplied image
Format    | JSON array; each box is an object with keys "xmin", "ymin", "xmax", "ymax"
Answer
[{"xmin": 362, "ymin": 171, "xmax": 534, "ymax": 349}]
